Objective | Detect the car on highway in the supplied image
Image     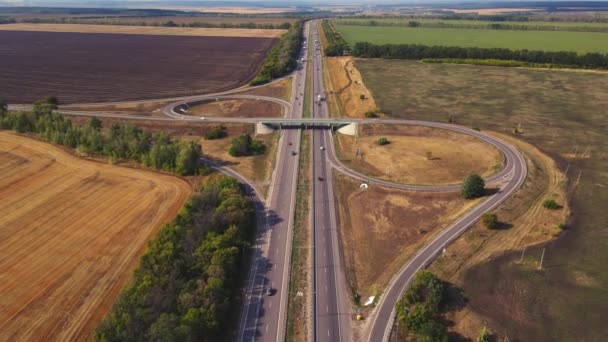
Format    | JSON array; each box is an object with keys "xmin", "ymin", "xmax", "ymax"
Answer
[
  {"xmin": 318, "ymin": 176, "xmax": 324, "ymax": 181},
  {"xmin": 265, "ymin": 287, "xmax": 275, "ymax": 296},
  {"xmin": 320, "ymin": 146, "xmax": 325, "ymax": 150},
  {"xmin": 291, "ymin": 150, "xmax": 297, "ymax": 156}
]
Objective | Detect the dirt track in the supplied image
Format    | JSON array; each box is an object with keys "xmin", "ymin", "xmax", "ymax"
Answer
[
  {"xmin": 0, "ymin": 132, "xmax": 191, "ymax": 341},
  {"xmin": 0, "ymin": 30, "xmax": 277, "ymax": 103}
]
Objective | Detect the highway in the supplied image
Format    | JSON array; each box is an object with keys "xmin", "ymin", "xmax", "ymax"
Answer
[
  {"xmin": 237, "ymin": 22, "xmax": 310, "ymax": 342},
  {"xmin": 310, "ymin": 21, "xmax": 352, "ymax": 342},
  {"xmin": 6, "ymin": 19, "xmax": 529, "ymax": 342}
]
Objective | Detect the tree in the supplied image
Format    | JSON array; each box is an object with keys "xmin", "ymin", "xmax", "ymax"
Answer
[
  {"xmin": 461, "ymin": 173, "xmax": 485, "ymax": 199},
  {"xmin": 426, "ymin": 151, "xmax": 433, "ymax": 160},
  {"xmin": 88, "ymin": 116, "xmax": 102, "ymax": 131},
  {"xmin": 482, "ymin": 212, "xmax": 499, "ymax": 229},
  {"xmin": 228, "ymin": 134, "xmax": 265, "ymax": 157},
  {"xmin": 176, "ymin": 141, "xmax": 202, "ymax": 176},
  {"xmin": 543, "ymin": 198, "xmax": 559, "ymax": 210}
]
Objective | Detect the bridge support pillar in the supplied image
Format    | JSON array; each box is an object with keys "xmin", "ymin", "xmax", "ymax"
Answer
[
  {"xmin": 255, "ymin": 122, "xmax": 275, "ymax": 135},
  {"xmin": 337, "ymin": 123, "xmax": 358, "ymax": 136}
]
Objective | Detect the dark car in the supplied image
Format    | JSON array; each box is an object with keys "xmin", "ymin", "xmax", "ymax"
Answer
[
  {"xmin": 318, "ymin": 176, "xmax": 324, "ymax": 181},
  {"xmin": 265, "ymin": 287, "xmax": 275, "ymax": 296}
]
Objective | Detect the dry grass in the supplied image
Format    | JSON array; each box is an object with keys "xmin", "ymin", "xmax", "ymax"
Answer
[
  {"xmin": 240, "ymin": 77, "xmax": 293, "ymax": 102},
  {"xmin": 64, "ymin": 100, "xmax": 171, "ymax": 117},
  {"xmin": 323, "ymin": 57, "xmax": 378, "ymax": 118},
  {"xmin": 446, "ymin": 8, "xmax": 542, "ymax": 14},
  {"xmin": 0, "ymin": 131, "xmax": 191, "ymax": 341},
  {"xmin": 429, "ymin": 132, "xmax": 569, "ymax": 338},
  {"xmin": 188, "ymin": 99, "xmax": 284, "ymax": 118},
  {"xmin": 334, "ymin": 173, "xmax": 479, "ymax": 299},
  {"xmin": 200, "ymin": 132, "xmax": 279, "ymax": 199},
  {"xmin": 0, "ymin": 23, "xmax": 286, "ymax": 38},
  {"xmin": 336, "ymin": 124, "xmax": 503, "ymax": 185}
]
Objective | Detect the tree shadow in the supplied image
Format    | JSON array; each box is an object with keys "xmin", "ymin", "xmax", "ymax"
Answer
[
  {"xmin": 485, "ymin": 187, "xmax": 501, "ymax": 196},
  {"xmin": 493, "ymin": 221, "xmax": 514, "ymax": 230}
]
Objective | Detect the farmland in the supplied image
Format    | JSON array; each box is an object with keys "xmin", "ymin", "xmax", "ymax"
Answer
[
  {"xmin": 0, "ymin": 23, "xmax": 287, "ymax": 38},
  {"xmin": 357, "ymin": 59, "xmax": 608, "ymax": 340},
  {"xmin": 334, "ymin": 23, "xmax": 608, "ymax": 53},
  {"xmin": 0, "ymin": 30, "xmax": 277, "ymax": 103},
  {"xmin": 0, "ymin": 131, "xmax": 191, "ymax": 341},
  {"xmin": 21, "ymin": 16, "xmax": 298, "ymax": 26}
]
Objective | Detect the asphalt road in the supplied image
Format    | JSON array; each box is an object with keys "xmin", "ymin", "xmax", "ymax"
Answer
[
  {"xmin": 237, "ymin": 22, "xmax": 309, "ymax": 342},
  {"xmin": 310, "ymin": 20, "xmax": 352, "ymax": 342}
]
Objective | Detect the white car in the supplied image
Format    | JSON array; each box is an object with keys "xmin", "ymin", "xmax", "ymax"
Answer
[
  {"xmin": 200, "ymin": 117, "xmax": 206, "ymax": 120},
  {"xmin": 320, "ymin": 146, "xmax": 325, "ymax": 151}
]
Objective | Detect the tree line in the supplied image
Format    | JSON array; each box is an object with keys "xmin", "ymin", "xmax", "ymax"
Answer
[
  {"xmin": 340, "ymin": 13, "xmax": 608, "ymax": 23},
  {"xmin": 250, "ymin": 21, "xmax": 303, "ymax": 85},
  {"xmin": 322, "ymin": 19, "xmax": 349, "ymax": 57},
  {"xmin": 17, "ymin": 17, "xmax": 291, "ymax": 29},
  {"xmin": 0, "ymin": 99, "xmax": 202, "ymax": 176},
  {"xmin": 351, "ymin": 42, "xmax": 608, "ymax": 69},
  {"xmin": 95, "ymin": 175, "xmax": 256, "ymax": 341},
  {"xmin": 337, "ymin": 19, "xmax": 608, "ymax": 33}
]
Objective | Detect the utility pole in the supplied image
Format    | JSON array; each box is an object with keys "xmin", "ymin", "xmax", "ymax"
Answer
[{"xmin": 538, "ymin": 248, "xmax": 546, "ymax": 270}]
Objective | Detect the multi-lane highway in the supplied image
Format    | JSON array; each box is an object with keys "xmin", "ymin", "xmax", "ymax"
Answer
[
  {"xmin": 9, "ymin": 19, "xmax": 529, "ymax": 342},
  {"xmin": 237, "ymin": 22, "xmax": 310, "ymax": 342},
  {"xmin": 310, "ymin": 22, "xmax": 352, "ymax": 342}
]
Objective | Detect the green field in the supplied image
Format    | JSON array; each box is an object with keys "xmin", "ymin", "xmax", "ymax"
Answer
[
  {"xmin": 335, "ymin": 24, "xmax": 608, "ymax": 53},
  {"xmin": 357, "ymin": 59, "xmax": 608, "ymax": 341},
  {"xmin": 336, "ymin": 18, "xmax": 608, "ymax": 29}
]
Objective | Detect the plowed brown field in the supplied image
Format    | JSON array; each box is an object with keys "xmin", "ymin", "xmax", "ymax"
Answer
[
  {"xmin": 0, "ymin": 30, "xmax": 277, "ymax": 104},
  {"xmin": 0, "ymin": 132, "xmax": 191, "ymax": 341}
]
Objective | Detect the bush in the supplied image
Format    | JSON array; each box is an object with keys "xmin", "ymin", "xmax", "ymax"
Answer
[
  {"xmin": 228, "ymin": 134, "xmax": 265, "ymax": 157},
  {"xmin": 482, "ymin": 212, "xmax": 499, "ymax": 229},
  {"xmin": 558, "ymin": 222, "xmax": 568, "ymax": 230},
  {"xmin": 543, "ymin": 199, "xmax": 560, "ymax": 210},
  {"xmin": 364, "ymin": 110, "xmax": 378, "ymax": 118},
  {"xmin": 203, "ymin": 126, "xmax": 227, "ymax": 140},
  {"xmin": 461, "ymin": 173, "xmax": 485, "ymax": 199},
  {"xmin": 396, "ymin": 271, "xmax": 448, "ymax": 341},
  {"xmin": 377, "ymin": 137, "xmax": 390, "ymax": 145},
  {"xmin": 360, "ymin": 94, "xmax": 366, "ymax": 100}
]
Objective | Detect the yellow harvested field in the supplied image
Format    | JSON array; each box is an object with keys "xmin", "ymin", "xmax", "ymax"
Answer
[
  {"xmin": 324, "ymin": 56, "xmax": 378, "ymax": 118},
  {"xmin": 0, "ymin": 23, "xmax": 286, "ymax": 38},
  {"xmin": 336, "ymin": 125, "xmax": 503, "ymax": 185},
  {"xmin": 0, "ymin": 132, "xmax": 191, "ymax": 341}
]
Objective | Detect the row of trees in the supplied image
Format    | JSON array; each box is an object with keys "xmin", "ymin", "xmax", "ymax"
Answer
[
  {"xmin": 338, "ymin": 19, "xmax": 608, "ymax": 33},
  {"xmin": 17, "ymin": 17, "xmax": 291, "ymax": 29},
  {"xmin": 95, "ymin": 176, "xmax": 256, "ymax": 341},
  {"xmin": 322, "ymin": 19, "xmax": 349, "ymax": 56},
  {"xmin": 0, "ymin": 100, "xmax": 202, "ymax": 176},
  {"xmin": 250, "ymin": 21, "xmax": 303, "ymax": 85},
  {"xmin": 396, "ymin": 270, "xmax": 449, "ymax": 341},
  {"xmin": 351, "ymin": 42, "xmax": 608, "ymax": 69},
  {"xmin": 341, "ymin": 13, "xmax": 608, "ymax": 23}
]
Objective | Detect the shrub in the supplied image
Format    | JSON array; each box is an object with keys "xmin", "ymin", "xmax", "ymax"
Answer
[
  {"xmin": 364, "ymin": 110, "xmax": 378, "ymax": 118},
  {"xmin": 482, "ymin": 212, "xmax": 499, "ymax": 229},
  {"xmin": 558, "ymin": 222, "xmax": 568, "ymax": 230},
  {"xmin": 228, "ymin": 134, "xmax": 265, "ymax": 157},
  {"xmin": 377, "ymin": 137, "xmax": 390, "ymax": 145},
  {"xmin": 543, "ymin": 199, "xmax": 560, "ymax": 210},
  {"xmin": 203, "ymin": 126, "xmax": 227, "ymax": 140},
  {"xmin": 461, "ymin": 173, "xmax": 485, "ymax": 199},
  {"xmin": 360, "ymin": 94, "xmax": 365, "ymax": 100}
]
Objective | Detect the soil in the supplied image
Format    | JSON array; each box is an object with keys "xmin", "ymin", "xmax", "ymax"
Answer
[
  {"xmin": 0, "ymin": 30, "xmax": 277, "ymax": 103},
  {"xmin": 324, "ymin": 56, "xmax": 378, "ymax": 118},
  {"xmin": 0, "ymin": 131, "xmax": 191, "ymax": 341}
]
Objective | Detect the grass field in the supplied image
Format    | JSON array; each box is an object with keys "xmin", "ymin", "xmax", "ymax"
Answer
[
  {"xmin": 334, "ymin": 24, "xmax": 608, "ymax": 53},
  {"xmin": 0, "ymin": 23, "xmax": 286, "ymax": 37},
  {"xmin": 0, "ymin": 131, "xmax": 191, "ymax": 341},
  {"xmin": 335, "ymin": 124, "xmax": 502, "ymax": 185},
  {"xmin": 357, "ymin": 59, "xmax": 608, "ymax": 340}
]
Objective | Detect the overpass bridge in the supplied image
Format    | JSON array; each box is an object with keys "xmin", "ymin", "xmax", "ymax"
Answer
[{"xmin": 254, "ymin": 119, "xmax": 358, "ymax": 135}]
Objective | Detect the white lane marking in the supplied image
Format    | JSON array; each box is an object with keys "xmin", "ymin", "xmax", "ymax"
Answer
[
  {"xmin": 269, "ymin": 302, "xmax": 272, "ymax": 309},
  {"xmin": 328, "ymin": 330, "xmax": 331, "ymax": 337},
  {"xmin": 326, "ymin": 306, "xmax": 329, "ymax": 313},
  {"xmin": 266, "ymin": 324, "xmax": 269, "ymax": 333}
]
